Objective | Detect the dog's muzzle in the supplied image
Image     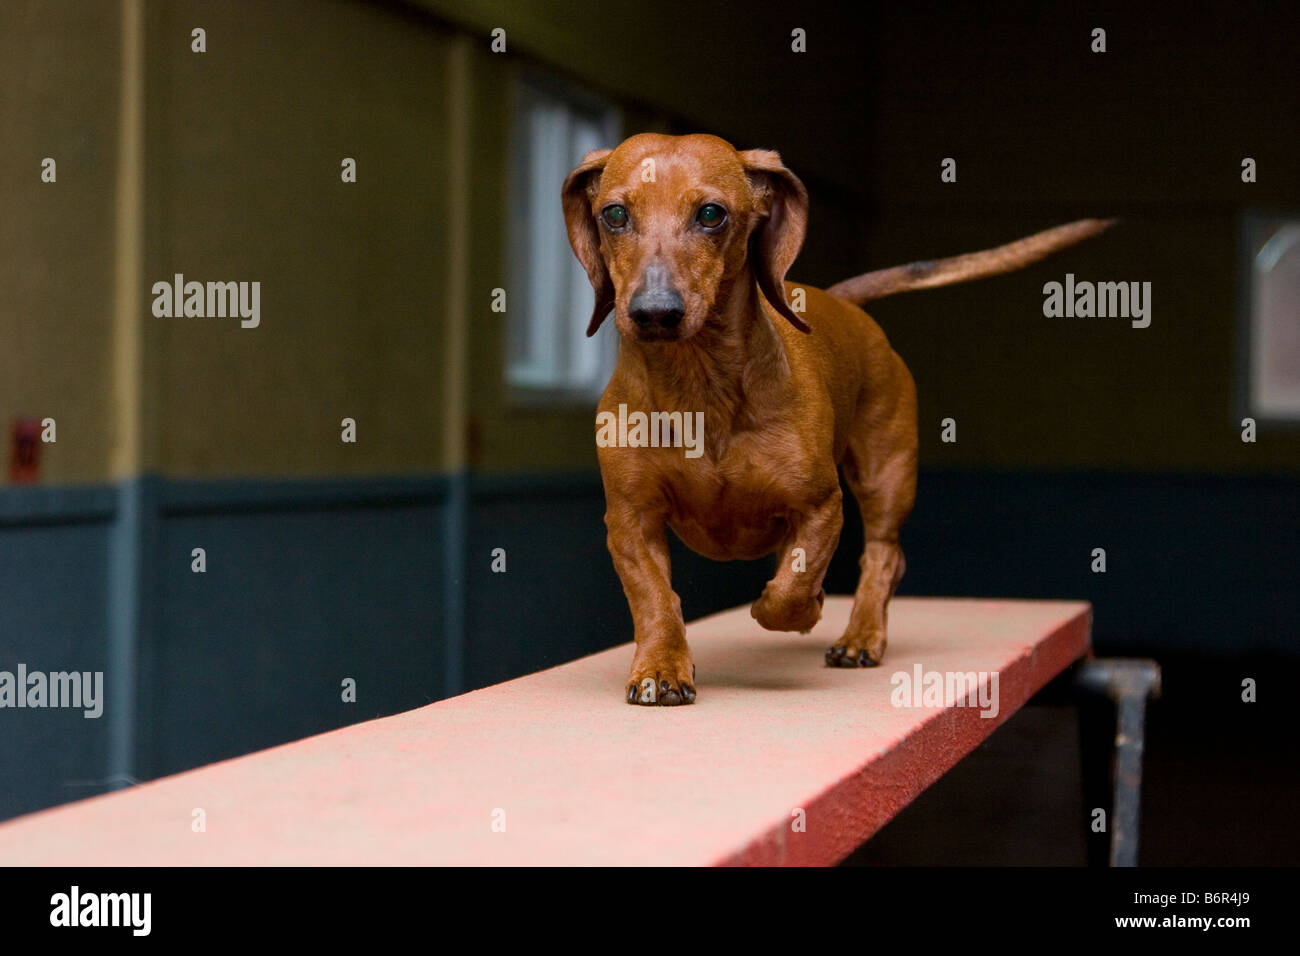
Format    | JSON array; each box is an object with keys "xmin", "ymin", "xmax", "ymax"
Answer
[{"xmin": 628, "ymin": 266, "xmax": 686, "ymax": 340}]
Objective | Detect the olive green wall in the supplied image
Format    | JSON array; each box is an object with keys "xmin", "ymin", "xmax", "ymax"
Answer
[
  {"xmin": 144, "ymin": 0, "xmax": 453, "ymax": 478},
  {"xmin": 824, "ymin": 8, "xmax": 1300, "ymax": 475},
  {"xmin": 420, "ymin": 0, "xmax": 1300, "ymax": 476},
  {"xmin": 4, "ymin": 1, "xmax": 1297, "ymax": 483},
  {"xmin": 3, "ymin": 0, "xmax": 464, "ymax": 484},
  {"xmin": 0, "ymin": 0, "xmax": 120, "ymax": 484},
  {"xmin": 409, "ymin": 0, "xmax": 880, "ymax": 194}
]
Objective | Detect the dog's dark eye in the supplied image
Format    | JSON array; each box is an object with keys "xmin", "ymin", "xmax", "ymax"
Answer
[
  {"xmin": 696, "ymin": 203, "xmax": 727, "ymax": 228},
  {"xmin": 601, "ymin": 205, "xmax": 629, "ymax": 229}
]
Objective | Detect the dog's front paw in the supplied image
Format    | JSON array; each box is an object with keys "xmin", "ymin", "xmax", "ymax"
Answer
[
  {"xmin": 626, "ymin": 651, "xmax": 697, "ymax": 706},
  {"xmin": 825, "ymin": 632, "xmax": 886, "ymax": 667},
  {"xmin": 751, "ymin": 586, "xmax": 825, "ymax": 633}
]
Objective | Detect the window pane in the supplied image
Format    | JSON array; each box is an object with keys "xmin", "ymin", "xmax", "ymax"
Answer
[
  {"xmin": 507, "ymin": 74, "xmax": 618, "ymax": 399},
  {"xmin": 526, "ymin": 100, "xmax": 567, "ymax": 378},
  {"xmin": 1250, "ymin": 223, "xmax": 1300, "ymax": 418}
]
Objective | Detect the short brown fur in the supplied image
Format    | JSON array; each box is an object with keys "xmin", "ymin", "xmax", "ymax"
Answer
[{"xmin": 563, "ymin": 133, "xmax": 1109, "ymax": 705}]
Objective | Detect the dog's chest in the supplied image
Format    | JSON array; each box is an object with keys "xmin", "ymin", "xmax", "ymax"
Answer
[{"xmin": 663, "ymin": 436, "xmax": 800, "ymax": 561}]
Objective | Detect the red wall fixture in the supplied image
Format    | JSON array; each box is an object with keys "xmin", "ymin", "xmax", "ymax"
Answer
[{"xmin": 9, "ymin": 417, "xmax": 42, "ymax": 483}]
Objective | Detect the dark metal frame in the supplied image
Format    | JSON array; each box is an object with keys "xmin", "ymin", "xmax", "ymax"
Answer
[{"xmin": 1075, "ymin": 658, "xmax": 1162, "ymax": 867}]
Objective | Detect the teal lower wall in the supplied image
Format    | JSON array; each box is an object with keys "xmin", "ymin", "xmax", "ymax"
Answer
[
  {"xmin": 1, "ymin": 468, "xmax": 1297, "ymax": 822},
  {"xmin": 0, "ymin": 490, "xmax": 115, "ymax": 821},
  {"xmin": 149, "ymin": 492, "xmax": 447, "ymax": 778},
  {"xmin": 1, "ymin": 475, "xmax": 455, "ymax": 821}
]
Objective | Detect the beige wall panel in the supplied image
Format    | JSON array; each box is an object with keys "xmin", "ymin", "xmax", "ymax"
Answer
[
  {"xmin": 146, "ymin": 0, "xmax": 452, "ymax": 478},
  {"xmin": 0, "ymin": 0, "xmax": 120, "ymax": 483}
]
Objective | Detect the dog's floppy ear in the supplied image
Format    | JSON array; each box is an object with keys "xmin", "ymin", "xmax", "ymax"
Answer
[
  {"xmin": 740, "ymin": 149, "xmax": 810, "ymax": 333},
  {"xmin": 562, "ymin": 148, "xmax": 616, "ymax": 336}
]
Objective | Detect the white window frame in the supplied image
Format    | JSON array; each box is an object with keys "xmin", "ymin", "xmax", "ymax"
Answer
[
  {"xmin": 1239, "ymin": 212, "xmax": 1300, "ymax": 425},
  {"xmin": 506, "ymin": 71, "xmax": 620, "ymax": 406}
]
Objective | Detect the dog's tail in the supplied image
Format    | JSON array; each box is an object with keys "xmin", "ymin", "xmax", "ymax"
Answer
[{"xmin": 826, "ymin": 218, "xmax": 1116, "ymax": 305}]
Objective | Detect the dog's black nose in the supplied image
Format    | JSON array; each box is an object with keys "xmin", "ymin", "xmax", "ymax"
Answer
[{"xmin": 628, "ymin": 288, "xmax": 685, "ymax": 330}]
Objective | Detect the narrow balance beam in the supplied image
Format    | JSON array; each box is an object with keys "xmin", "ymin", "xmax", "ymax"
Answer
[{"xmin": 0, "ymin": 597, "xmax": 1090, "ymax": 866}]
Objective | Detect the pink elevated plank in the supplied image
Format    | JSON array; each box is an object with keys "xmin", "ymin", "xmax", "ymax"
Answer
[{"xmin": 0, "ymin": 597, "xmax": 1090, "ymax": 866}]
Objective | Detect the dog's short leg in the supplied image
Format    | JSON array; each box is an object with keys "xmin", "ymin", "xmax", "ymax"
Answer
[
  {"xmin": 828, "ymin": 398, "xmax": 917, "ymax": 667},
  {"xmin": 828, "ymin": 536, "xmax": 906, "ymax": 667},
  {"xmin": 605, "ymin": 507, "xmax": 696, "ymax": 706},
  {"xmin": 751, "ymin": 481, "xmax": 843, "ymax": 633}
]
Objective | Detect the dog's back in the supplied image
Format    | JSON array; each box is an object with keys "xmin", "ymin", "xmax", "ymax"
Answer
[{"xmin": 771, "ymin": 282, "xmax": 916, "ymax": 465}]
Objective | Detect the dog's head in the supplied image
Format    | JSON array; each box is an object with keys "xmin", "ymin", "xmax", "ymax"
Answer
[{"xmin": 562, "ymin": 133, "xmax": 809, "ymax": 343}]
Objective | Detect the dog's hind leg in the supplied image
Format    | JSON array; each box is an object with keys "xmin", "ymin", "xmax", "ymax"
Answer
[{"xmin": 827, "ymin": 354, "xmax": 918, "ymax": 667}]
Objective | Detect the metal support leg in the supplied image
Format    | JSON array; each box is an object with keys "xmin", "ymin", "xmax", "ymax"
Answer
[{"xmin": 1075, "ymin": 658, "xmax": 1162, "ymax": 867}]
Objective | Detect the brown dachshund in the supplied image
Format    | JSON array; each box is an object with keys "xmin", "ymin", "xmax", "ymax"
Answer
[{"xmin": 563, "ymin": 133, "xmax": 1111, "ymax": 706}]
